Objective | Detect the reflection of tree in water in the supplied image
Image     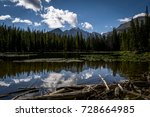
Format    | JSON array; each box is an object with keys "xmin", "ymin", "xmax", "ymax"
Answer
[
  {"xmin": 0, "ymin": 62, "xmax": 85, "ymax": 78},
  {"xmin": 82, "ymin": 61, "xmax": 150, "ymax": 80},
  {"xmin": 108, "ymin": 62, "xmax": 150, "ymax": 80},
  {"xmin": 0, "ymin": 61, "xmax": 149, "ymax": 80}
]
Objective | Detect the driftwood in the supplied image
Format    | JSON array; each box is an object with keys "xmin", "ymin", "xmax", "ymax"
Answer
[
  {"xmin": 123, "ymin": 90, "xmax": 149, "ymax": 100},
  {"xmin": 25, "ymin": 91, "xmax": 90, "ymax": 100},
  {"xmin": 132, "ymin": 81, "xmax": 150, "ymax": 87},
  {"xmin": 56, "ymin": 85, "xmax": 86, "ymax": 91},
  {"xmin": 118, "ymin": 84, "xmax": 123, "ymax": 91},
  {"xmin": 0, "ymin": 88, "xmax": 38, "ymax": 98},
  {"xmin": 99, "ymin": 75, "xmax": 110, "ymax": 91},
  {"xmin": 12, "ymin": 88, "xmax": 39, "ymax": 100},
  {"xmin": 1, "ymin": 80, "xmax": 150, "ymax": 100},
  {"xmin": 19, "ymin": 86, "xmax": 92, "ymax": 100}
]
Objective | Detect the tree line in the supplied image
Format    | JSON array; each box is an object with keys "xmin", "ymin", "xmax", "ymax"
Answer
[
  {"xmin": 119, "ymin": 6, "xmax": 150, "ymax": 52},
  {"xmin": 0, "ymin": 7, "xmax": 150, "ymax": 52}
]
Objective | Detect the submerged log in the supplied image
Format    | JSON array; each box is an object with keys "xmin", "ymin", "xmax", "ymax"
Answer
[
  {"xmin": 12, "ymin": 89, "xmax": 39, "ymax": 100},
  {"xmin": 22, "ymin": 90, "xmax": 92, "ymax": 100},
  {"xmin": 0, "ymin": 88, "xmax": 38, "ymax": 98},
  {"xmin": 56, "ymin": 85, "xmax": 86, "ymax": 91},
  {"xmin": 1, "ymin": 80, "xmax": 150, "ymax": 100},
  {"xmin": 17, "ymin": 85, "xmax": 101, "ymax": 100}
]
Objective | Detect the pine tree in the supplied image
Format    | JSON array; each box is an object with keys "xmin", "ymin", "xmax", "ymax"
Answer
[
  {"xmin": 130, "ymin": 19, "xmax": 137, "ymax": 51},
  {"xmin": 144, "ymin": 6, "xmax": 149, "ymax": 51},
  {"xmin": 111, "ymin": 28, "xmax": 120, "ymax": 51}
]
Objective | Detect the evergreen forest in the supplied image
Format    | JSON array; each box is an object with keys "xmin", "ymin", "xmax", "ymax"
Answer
[{"xmin": 0, "ymin": 7, "xmax": 150, "ymax": 53}]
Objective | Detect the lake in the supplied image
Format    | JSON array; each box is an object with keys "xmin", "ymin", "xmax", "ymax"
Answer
[{"xmin": 0, "ymin": 53, "xmax": 149, "ymax": 99}]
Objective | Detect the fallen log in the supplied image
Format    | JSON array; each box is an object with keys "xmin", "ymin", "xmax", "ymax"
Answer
[
  {"xmin": 1, "ymin": 79, "xmax": 150, "ymax": 100},
  {"xmin": 132, "ymin": 81, "xmax": 150, "ymax": 87},
  {"xmin": 56, "ymin": 85, "xmax": 86, "ymax": 91},
  {"xmin": 123, "ymin": 89, "xmax": 150, "ymax": 100},
  {"xmin": 12, "ymin": 89, "xmax": 39, "ymax": 100},
  {"xmin": 99, "ymin": 75, "xmax": 110, "ymax": 91},
  {"xmin": 18, "ymin": 85, "xmax": 100, "ymax": 100},
  {"xmin": 118, "ymin": 84, "xmax": 123, "ymax": 91},
  {"xmin": 21, "ymin": 90, "xmax": 92, "ymax": 100},
  {"xmin": 0, "ymin": 88, "xmax": 38, "ymax": 99}
]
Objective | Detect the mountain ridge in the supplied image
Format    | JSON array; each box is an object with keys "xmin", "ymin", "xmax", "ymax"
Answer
[
  {"xmin": 117, "ymin": 16, "xmax": 146, "ymax": 31},
  {"xmin": 50, "ymin": 15, "xmax": 148, "ymax": 38},
  {"xmin": 50, "ymin": 27, "xmax": 101, "ymax": 39}
]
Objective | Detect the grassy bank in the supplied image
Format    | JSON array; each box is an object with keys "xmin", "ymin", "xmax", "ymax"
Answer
[
  {"xmin": 82, "ymin": 51, "xmax": 150, "ymax": 62},
  {"xmin": 0, "ymin": 51, "xmax": 150, "ymax": 62}
]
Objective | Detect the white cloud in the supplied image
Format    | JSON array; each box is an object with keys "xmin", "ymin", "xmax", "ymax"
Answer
[
  {"xmin": 81, "ymin": 22, "xmax": 93, "ymax": 30},
  {"xmin": 34, "ymin": 22, "xmax": 41, "ymax": 26},
  {"xmin": 12, "ymin": 18, "xmax": 32, "ymax": 25},
  {"xmin": 133, "ymin": 13, "xmax": 146, "ymax": 19},
  {"xmin": 45, "ymin": 0, "xmax": 52, "ymax": 3},
  {"xmin": 0, "ymin": 15, "xmax": 11, "ymax": 20},
  {"xmin": 10, "ymin": 0, "xmax": 41, "ymax": 12},
  {"xmin": 118, "ymin": 12, "xmax": 150, "ymax": 23},
  {"xmin": 105, "ymin": 25, "xmax": 113, "ymax": 29},
  {"xmin": 4, "ymin": 4, "xmax": 10, "ymax": 7},
  {"xmin": 41, "ymin": 6, "xmax": 77, "ymax": 29},
  {"xmin": 118, "ymin": 18, "xmax": 131, "ymax": 23}
]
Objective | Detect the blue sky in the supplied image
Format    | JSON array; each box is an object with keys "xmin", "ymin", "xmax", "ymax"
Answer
[{"xmin": 0, "ymin": 0, "xmax": 149, "ymax": 33}]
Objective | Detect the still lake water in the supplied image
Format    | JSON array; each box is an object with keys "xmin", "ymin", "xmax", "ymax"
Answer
[{"xmin": 0, "ymin": 53, "xmax": 149, "ymax": 99}]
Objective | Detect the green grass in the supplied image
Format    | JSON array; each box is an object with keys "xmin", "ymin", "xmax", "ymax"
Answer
[{"xmin": 81, "ymin": 51, "xmax": 150, "ymax": 62}]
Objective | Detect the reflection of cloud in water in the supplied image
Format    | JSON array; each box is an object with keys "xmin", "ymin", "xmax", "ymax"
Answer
[
  {"xmin": 0, "ymin": 81, "xmax": 10, "ymax": 87},
  {"xmin": 77, "ymin": 68, "xmax": 124, "ymax": 85},
  {"xmin": 0, "ymin": 68, "xmax": 127, "ymax": 93},
  {"xmin": 0, "ymin": 72, "xmax": 42, "ymax": 86},
  {"xmin": 41, "ymin": 72, "xmax": 76, "ymax": 91},
  {"xmin": 13, "ymin": 77, "xmax": 32, "ymax": 84}
]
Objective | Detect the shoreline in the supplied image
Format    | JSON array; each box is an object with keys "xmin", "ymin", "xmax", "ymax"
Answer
[
  {"xmin": 11, "ymin": 80, "xmax": 150, "ymax": 100},
  {"xmin": 0, "ymin": 51, "xmax": 150, "ymax": 62}
]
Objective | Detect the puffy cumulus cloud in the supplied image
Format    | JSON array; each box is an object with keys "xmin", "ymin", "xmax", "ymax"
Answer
[
  {"xmin": 0, "ymin": 15, "xmax": 12, "ymax": 20},
  {"xmin": 118, "ymin": 18, "xmax": 131, "ymax": 23},
  {"xmin": 81, "ymin": 22, "xmax": 93, "ymax": 30},
  {"xmin": 133, "ymin": 13, "xmax": 146, "ymax": 19},
  {"xmin": 41, "ymin": 6, "xmax": 77, "ymax": 29},
  {"xmin": 12, "ymin": 18, "xmax": 32, "ymax": 25},
  {"xmin": 10, "ymin": 0, "xmax": 41, "ymax": 12},
  {"xmin": 34, "ymin": 22, "xmax": 41, "ymax": 26}
]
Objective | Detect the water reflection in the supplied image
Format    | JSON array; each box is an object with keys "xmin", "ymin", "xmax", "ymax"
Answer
[
  {"xmin": 0, "ymin": 61, "xmax": 149, "ymax": 99},
  {"xmin": 0, "ymin": 61, "xmax": 149, "ymax": 80},
  {"xmin": 0, "ymin": 67, "xmax": 126, "ymax": 94}
]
